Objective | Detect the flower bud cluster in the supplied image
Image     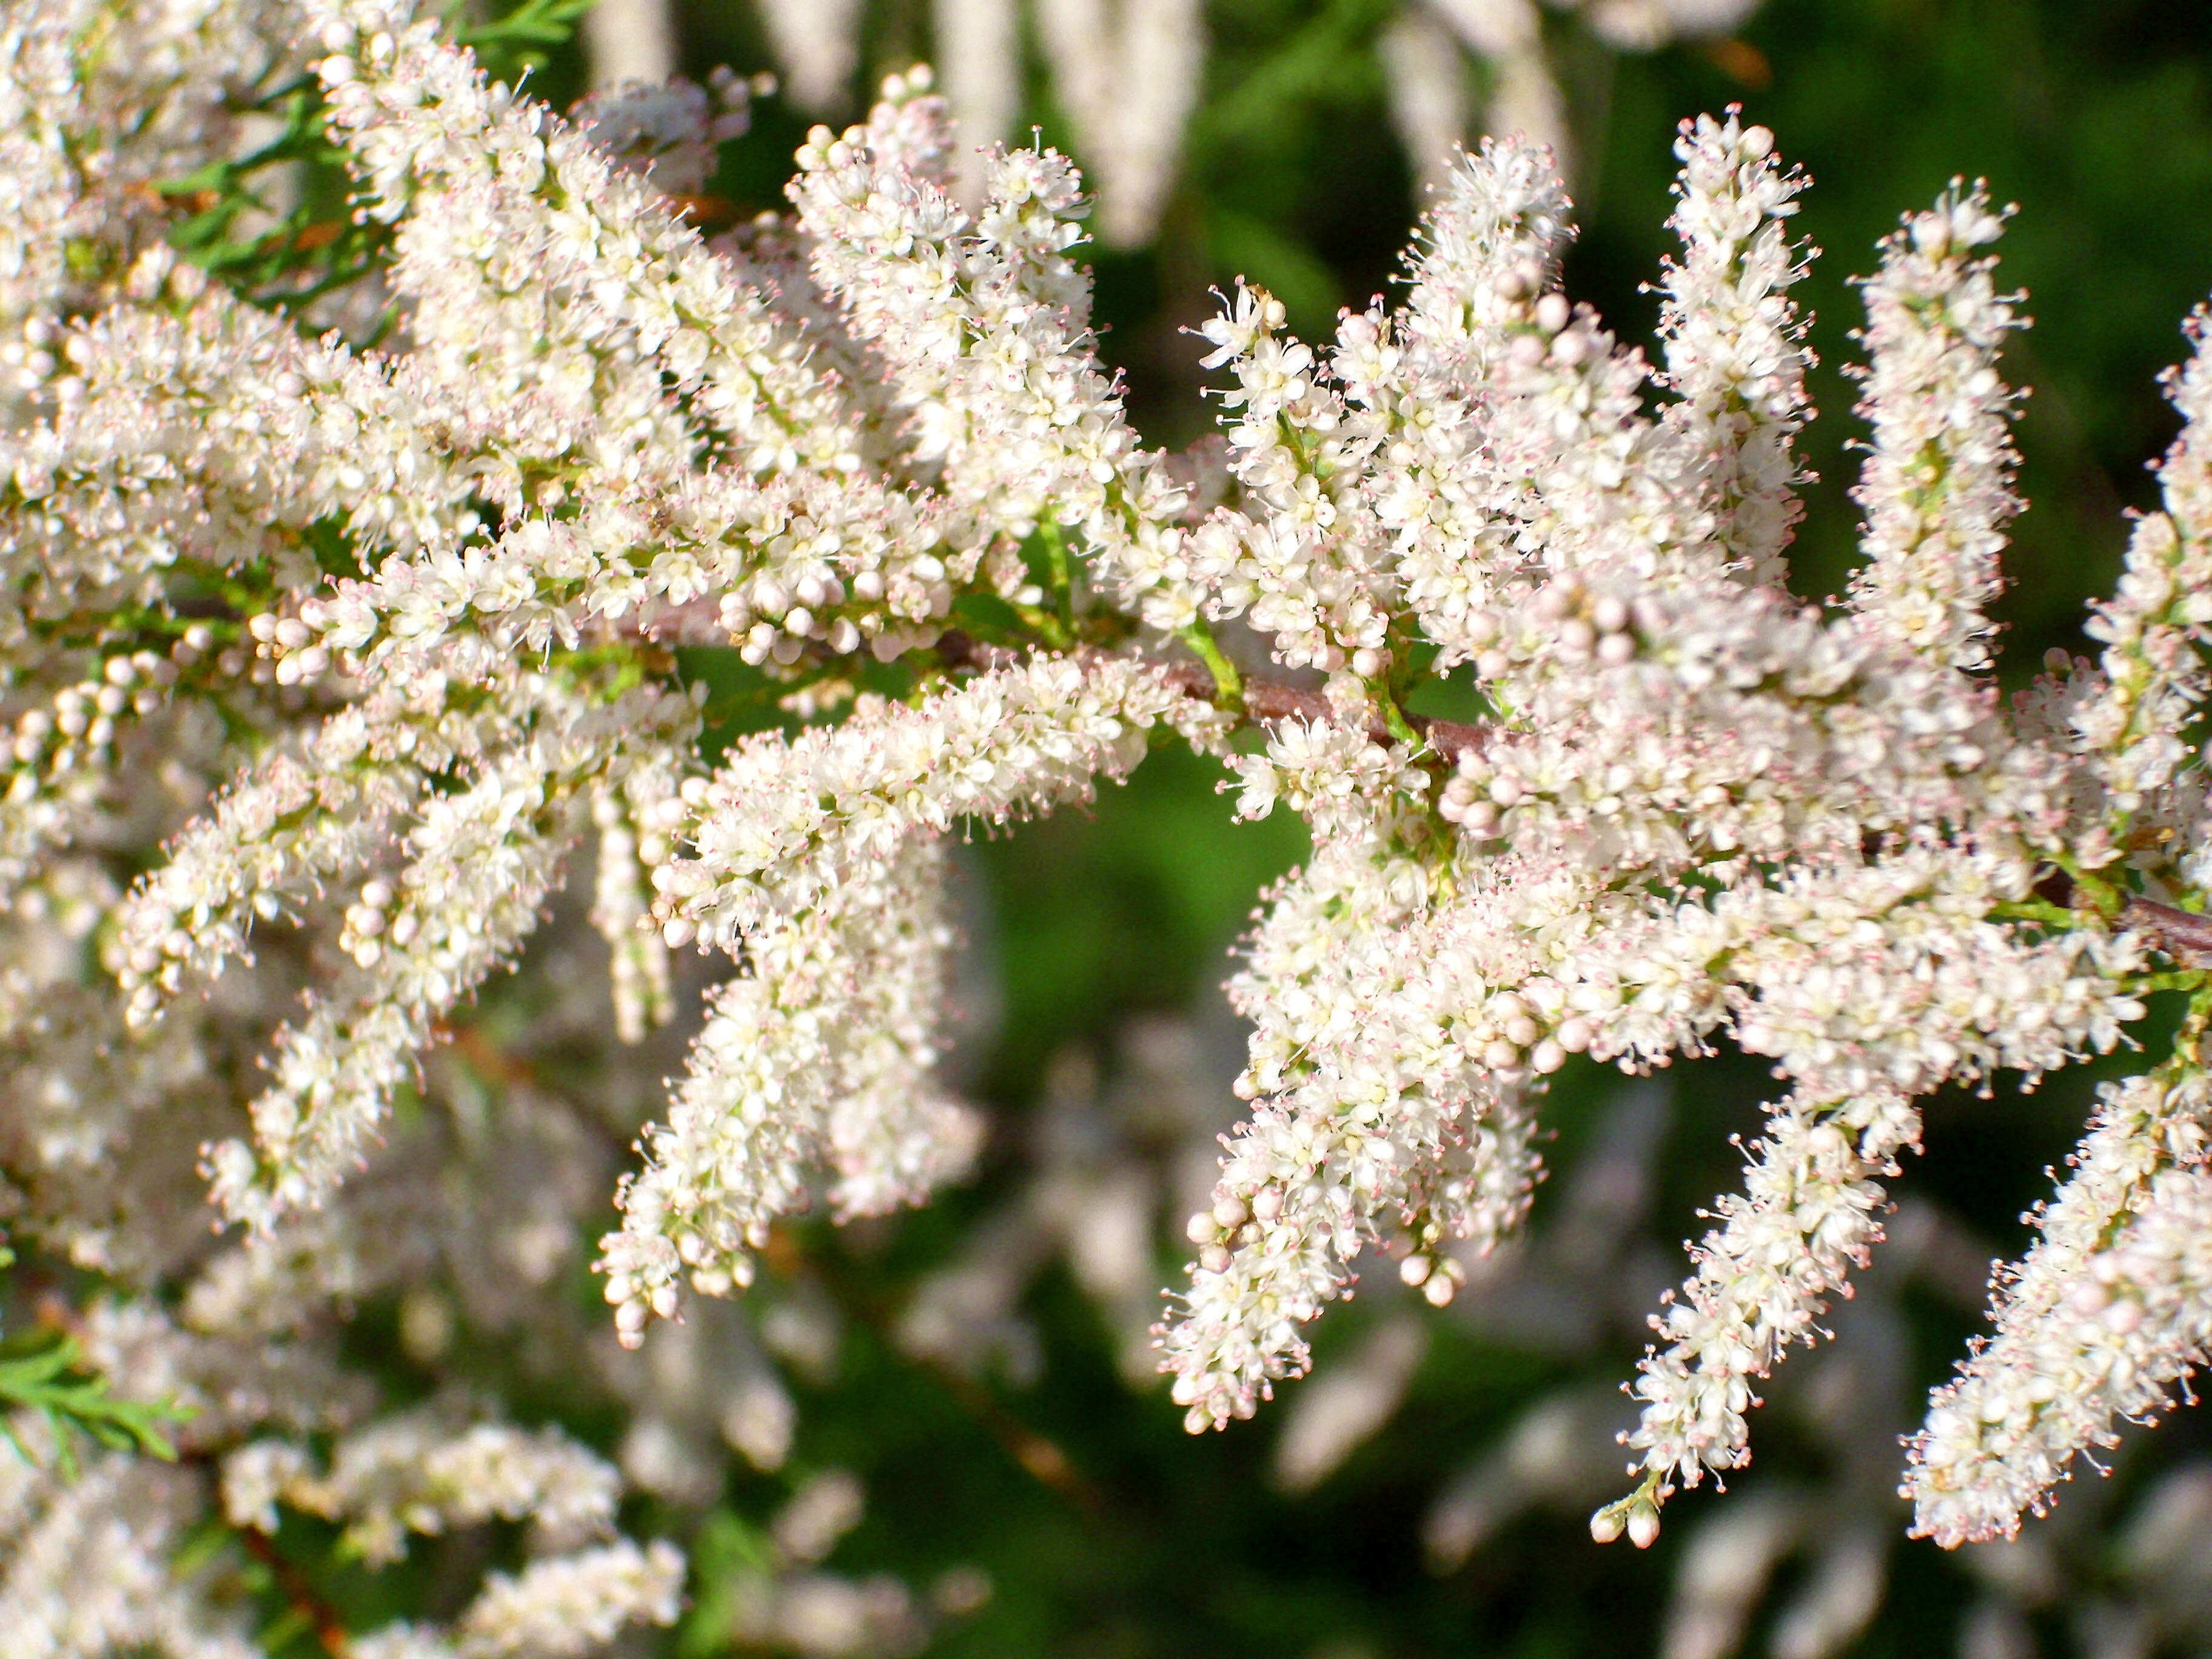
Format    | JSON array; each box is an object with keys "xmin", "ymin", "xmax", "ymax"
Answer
[
  {"xmin": 2072, "ymin": 310, "xmax": 2212, "ymax": 830},
  {"xmin": 161, "ymin": 674, "xmax": 700, "ymax": 1232},
  {"xmin": 1188, "ymin": 281, "xmax": 1395, "ymax": 673},
  {"xmin": 1846, "ymin": 182, "xmax": 2023, "ymax": 673},
  {"xmin": 790, "ymin": 96, "xmax": 1201, "ymax": 635},
  {"xmin": 1227, "ymin": 718, "xmax": 1422, "ymax": 838},
  {"xmin": 591, "ymin": 781, "xmax": 676, "ymax": 1045},
  {"xmin": 651, "ymin": 655, "xmax": 1230, "ymax": 955},
  {"xmin": 600, "ymin": 658, "xmax": 1227, "ymax": 1343},
  {"xmin": 1905, "ymin": 1056, "xmax": 2212, "ymax": 1546},
  {"xmin": 1443, "ymin": 568, "xmax": 2057, "ymax": 884},
  {"xmin": 1361, "ymin": 138, "xmax": 1574, "ymax": 663},
  {"xmin": 313, "ymin": 0, "xmax": 862, "ymax": 479},
  {"xmin": 452, "ymin": 1540, "xmax": 685, "ymax": 1659},
  {"xmin": 221, "ymin": 1409, "xmax": 621, "ymax": 1566},
  {"xmin": 1161, "ymin": 788, "xmax": 1567, "ymax": 1427},
  {"xmin": 0, "ymin": 1444, "xmax": 253, "ymax": 1658},
  {"xmin": 0, "ymin": 0, "xmax": 295, "ymax": 331},
  {"xmin": 0, "ymin": 650, "xmax": 176, "ymax": 888},
  {"xmin": 12, "ymin": 276, "xmax": 497, "ymax": 625},
  {"xmin": 111, "ymin": 669, "xmax": 495, "ymax": 1022},
  {"xmin": 1581, "ymin": 852, "xmax": 2146, "ymax": 1094},
  {"xmin": 600, "ymin": 837, "xmax": 980, "ymax": 1344},
  {"xmin": 570, "ymin": 67, "xmax": 759, "ymax": 198},
  {"xmin": 1625, "ymin": 1089, "xmax": 1920, "ymax": 1501},
  {"xmin": 1655, "ymin": 110, "xmax": 1815, "ymax": 587}
]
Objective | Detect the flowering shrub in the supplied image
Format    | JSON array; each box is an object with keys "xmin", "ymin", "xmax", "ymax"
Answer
[{"xmin": 8, "ymin": 0, "xmax": 2212, "ymax": 1647}]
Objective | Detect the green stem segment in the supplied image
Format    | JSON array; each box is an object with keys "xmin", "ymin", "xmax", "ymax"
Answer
[
  {"xmin": 1372, "ymin": 683, "xmax": 1421, "ymax": 748},
  {"xmin": 1179, "ymin": 621, "xmax": 1244, "ymax": 713},
  {"xmin": 1038, "ymin": 520, "xmax": 1077, "ymax": 646},
  {"xmin": 2055, "ymin": 852, "xmax": 2125, "ymax": 921}
]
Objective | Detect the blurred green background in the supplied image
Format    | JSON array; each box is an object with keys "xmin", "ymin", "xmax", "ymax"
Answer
[{"xmin": 549, "ymin": 3, "xmax": 2212, "ymax": 1655}]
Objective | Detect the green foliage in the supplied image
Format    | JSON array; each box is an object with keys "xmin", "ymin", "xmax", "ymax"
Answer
[
  {"xmin": 158, "ymin": 69, "xmax": 381, "ymax": 320},
  {"xmin": 454, "ymin": 0, "xmax": 600, "ymax": 82},
  {"xmin": 153, "ymin": 0, "xmax": 598, "ymax": 327},
  {"xmin": 677, "ymin": 1511, "xmax": 779, "ymax": 1657},
  {"xmin": 0, "ymin": 1265, "xmax": 186, "ymax": 1476}
]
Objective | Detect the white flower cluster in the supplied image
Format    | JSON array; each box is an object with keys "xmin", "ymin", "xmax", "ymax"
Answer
[
  {"xmin": 1846, "ymin": 186, "xmax": 2023, "ymax": 674},
  {"xmin": 739, "ymin": 0, "xmax": 1765, "ymax": 244},
  {"xmin": 600, "ymin": 654, "xmax": 1228, "ymax": 1344},
  {"xmin": 1906, "ymin": 1051, "xmax": 2212, "ymax": 1547},
  {"xmin": 0, "ymin": 1430, "xmax": 258, "ymax": 1659},
  {"xmin": 221, "ymin": 1404, "xmax": 622, "ymax": 1564},
  {"xmin": 7, "ymin": 0, "xmax": 2212, "ymax": 1640},
  {"xmin": 343, "ymin": 1543, "xmax": 688, "ymax": 1659},
  {"xmin": 201, "ymin": 1412, "xmax": 692, "ymax": 1652}
]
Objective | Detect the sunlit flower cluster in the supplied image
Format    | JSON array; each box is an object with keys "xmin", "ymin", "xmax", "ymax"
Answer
[{"xmin": 7, "ymin": 0, "xmax": 2212, "ymax": 1643}]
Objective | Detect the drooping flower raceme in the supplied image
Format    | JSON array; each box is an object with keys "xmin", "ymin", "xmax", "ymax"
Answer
[{"xmin": 7, "ymin": 5, "xmax": 2212, "ymax": 1639}]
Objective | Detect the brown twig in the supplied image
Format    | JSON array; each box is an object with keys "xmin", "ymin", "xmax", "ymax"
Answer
[
  {"xmin": 762, "ymin": 1226, "xmax": 1114, "ymax": 1516},
  {"xmin": 2039, "ymin": 869, "xmax": 2212, "ymax": 967},
  {"xmin": 911, "ymin": 1360, "xmax": 1111, "ymax": 1514},
  {"xmin": 235, "ymin": 1523, "xmax": 354, "ymax": 1658},
  {"xmin": 2120, "ymin": 894, "xmax": 2212, "ymax": 965},
  {"xmin": 176, "ymin": 1448, "xmax": 352, "ymax": 1658}
]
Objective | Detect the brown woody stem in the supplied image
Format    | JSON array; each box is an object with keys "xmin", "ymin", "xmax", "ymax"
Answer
[
  {"xmin": 236, "ymin": 1524, "xmax": 354, "ymax": 1658},
  {"xmin": 2039, "ymin": 869, "xmax": 2212, "ymax": 967}
]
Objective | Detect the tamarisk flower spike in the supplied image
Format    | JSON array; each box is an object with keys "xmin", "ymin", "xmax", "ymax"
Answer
[{"xmin": 10, "ymin": 0, "xmax": 2212, "ymax": 1577}]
